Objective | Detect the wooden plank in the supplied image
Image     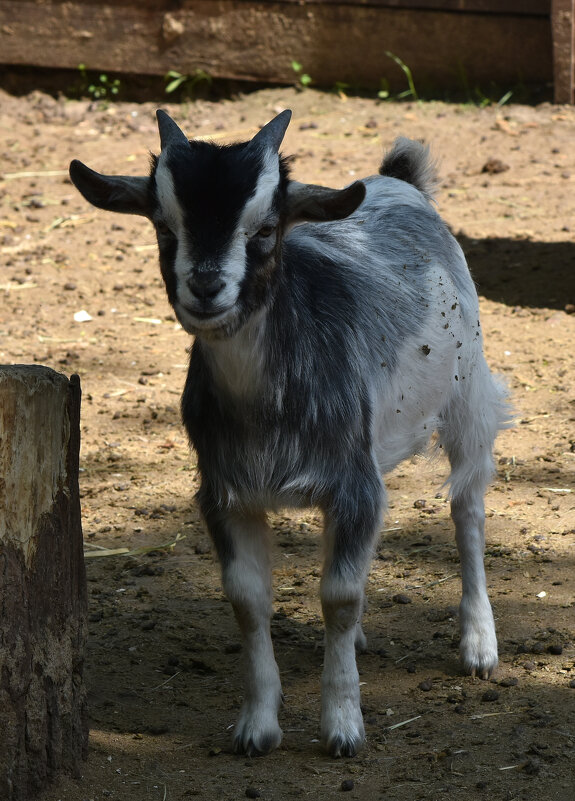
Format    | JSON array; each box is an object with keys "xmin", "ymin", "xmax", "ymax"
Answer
[
  {"xmin": 552, "ymin": 0, "xmax": 575, "ymax": 102},
  {"xmin": 0, "ymin": 1, "xmax": 552, "ymax": 91},
  {"xmin": 7, "ymin": 0, "xmax": 551, "ymax": 12},
  {"xmin": 252, "ymin": 0, "xmax": 551, "ymax": 14}
]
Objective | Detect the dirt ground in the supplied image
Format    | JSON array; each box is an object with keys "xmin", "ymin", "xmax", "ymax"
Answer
[{"xmin": 1, "ymin": 85, "xmax": 574, "ymax": 801}]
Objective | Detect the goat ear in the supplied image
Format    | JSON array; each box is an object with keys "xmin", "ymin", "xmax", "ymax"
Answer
[
  {"xmin": 69, "ymin": 160, "xmax": 151, "ymax": 217},
  {"xmin": 285, "ymin": 180, "xmax": 366, "ymax": 225},
  {"xmin": 251, "ymin": 109, "xmax": 292, "ymax": 153},
  {"xmin": 156, "ymin": 109, "xmax": 190, "ymax": 151}
]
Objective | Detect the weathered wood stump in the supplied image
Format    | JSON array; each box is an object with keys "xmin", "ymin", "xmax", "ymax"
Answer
[{"xmin": 0, "ymin": 366, "xmax": 88, "ymax": 800}]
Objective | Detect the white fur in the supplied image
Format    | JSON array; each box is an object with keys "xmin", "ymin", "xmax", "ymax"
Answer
[
  {"xmin": 221, "ymin": 512, "xmax": 283, "ymax": 755},
  {"xmin": 239, "ymin": 150, "xmax": 281, "ymax": 236},
  {"xmin": 202, "ymin": 307, "xmax": 268, "ymax": 400}
]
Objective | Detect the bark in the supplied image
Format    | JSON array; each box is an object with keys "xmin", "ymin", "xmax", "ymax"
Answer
[{"xmin": 0, "ymin": 365, "xmax": 88, "ymax": 801}]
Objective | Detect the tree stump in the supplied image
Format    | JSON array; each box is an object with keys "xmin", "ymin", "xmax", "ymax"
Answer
[{"xmin": 0, "ymin": 365, "xmax": 88, "ymax": 800}]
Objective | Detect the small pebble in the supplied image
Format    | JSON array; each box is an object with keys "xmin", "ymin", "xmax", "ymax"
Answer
[
  {"xmin": 392, "ymin": 593, "xmax": 412, "ymax": 605},
  {"xmin": 547, "ymin": 644, "xmax": 563, "ymax": 655},
  {"xmin": 145, "ymin": 724, "xmax": 169, "ymax": 735},
  {"xmin": 245, "ymin": 788, "xmax": 261, "ymax": 799},
  {"xmin": 569, "ymin": 679, "xmax": 575, "ymax": 689},
  {"xmin": 481, "ymin": 689, "xmax": 499, "ymax": 702},
  {"xmin": 418, "ymin": 679, "xmax": 433, "ymax": 692},
  {"xmin": 523, "ymin": 756, "xmax": 541, "ymax": 775},
  {"xmin": 499, "ymin": 677, "xmax": 518, "ymax": 687},
  {"xmin": 481, "ymin": 158, "xmax": 509, "ymax": 174},
  {"xmin": 341, "ymin": 779, "xmax": 354, "ymax": 791}
]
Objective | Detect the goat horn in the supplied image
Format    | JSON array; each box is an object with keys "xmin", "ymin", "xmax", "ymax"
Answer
[
  {"xmin": 251, "ymin": 109, "xmax": 292, "ymax": 153},
  {"xmin": 156, "ymin": 109, "xmax": 190, "ymax": 150}
]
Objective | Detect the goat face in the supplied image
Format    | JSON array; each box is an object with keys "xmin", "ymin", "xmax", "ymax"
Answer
[{"xmin": 69, "ymin": 110, "xmax": 366, "ymax": 337}]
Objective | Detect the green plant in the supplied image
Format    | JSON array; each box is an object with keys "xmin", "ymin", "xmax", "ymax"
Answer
[
  {"xmin": 77, "ymin": 64, "xmax": 120, "ymax": 102},
  {"xmin": 377, "ymin": 78, "xmax": 391, "ymax": 101},
  {"xmin": 164, "ymin": 69, "xmax": 212, "ymax": 97},
  {"xmin": 456, "ymin": 64, "xmax": 514, "ymax": 107},
  {"xmin": 291, "ymin": 61, "xmax": 312, "ymax": 89},
  {"xmin": 333, "ymin": 80, "xmax": 350, "ymax": 98},
  {"xmin": 384, "ymin": 51, "xmax": 418, "ymax": 101},
  {"xmin": 475, "ymin": 87, "xmax": 513, "ymax": 108}
]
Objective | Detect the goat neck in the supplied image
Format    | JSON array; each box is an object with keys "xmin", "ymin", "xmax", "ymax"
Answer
[{"xmin": 196, "ymin": 306, "xmax": 269, "ymax": 402}]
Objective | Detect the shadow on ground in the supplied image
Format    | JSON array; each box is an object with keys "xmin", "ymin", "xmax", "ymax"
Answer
[{"xmin": 457, "ymin": 234, "xmax": 575, "ymax": 309}]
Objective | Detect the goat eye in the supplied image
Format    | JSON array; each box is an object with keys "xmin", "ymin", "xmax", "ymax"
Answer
[
  {"xmin": 255, "ymin": 224, "xmax": 276, "ymax": 239},
  {"xmin": 156, "ymin": 220, "xmax": 174, "ymax": 238}
]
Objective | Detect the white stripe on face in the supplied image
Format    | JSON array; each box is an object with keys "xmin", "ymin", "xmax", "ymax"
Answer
[
  {"xmin": 154, "ymin": 155, "xmax": 184, "ymax": 233},
  {"xmin": 214, "ymin": 149, "xmax": 281, "ymax": 297},
  {"xmin": 238, "ymin": 149, "xmax": 281, "ymax": 236}
]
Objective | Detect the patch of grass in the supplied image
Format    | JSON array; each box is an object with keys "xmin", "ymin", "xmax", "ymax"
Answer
[
  {"xmin": 164, "ymin": 69, "xmax": 212, "ymax": 99},
  {"xmin": 384, "ymin": 51, "xmax": 419, "ymax": 102},
  {"xmin": 77, "ymin": 64, "xmax": 121, "ymax": 105},
  {"xmin": 291, "ymin": 61, "xmax": 312, "ymax": 90}
]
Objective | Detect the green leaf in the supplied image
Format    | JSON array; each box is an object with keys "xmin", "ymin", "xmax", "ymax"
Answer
[{"xmin": 165, "ymin": 76, "xmax": 186, "ymax": 93}]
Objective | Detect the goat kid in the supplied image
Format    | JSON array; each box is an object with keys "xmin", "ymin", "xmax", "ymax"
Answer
[{"xmin": 69, "ymin": 110, "xmax": 511, "ymax": 758}]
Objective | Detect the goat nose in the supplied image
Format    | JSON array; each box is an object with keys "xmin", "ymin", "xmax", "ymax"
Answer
[{"xmin": 187, "ymin": 271, "xmax": 226, "ymax": 301}]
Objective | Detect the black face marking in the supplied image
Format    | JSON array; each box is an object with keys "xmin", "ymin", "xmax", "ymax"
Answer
[{"xmin": 154, "ymin": 141, "xmax": 265, "ymax": 264}]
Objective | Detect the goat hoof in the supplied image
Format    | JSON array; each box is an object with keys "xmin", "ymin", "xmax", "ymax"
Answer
[
  {"xmin": 232, "ymin": 713, "xmax": 282, "ymax": 756},
  {"xmin": 460, "ymin": 639, "xmax": 498, "ymax": 680},
  {"xmin": 322, "ymin": 713, "xmax": 365, "ymax": 758},
  {"xmin": 459, "ymin": 600, "xmax": 498, "ymax": 680},
  {"xmin": 466, "ymin": 662, "xmax": 497, "ymax": 681},
  {"xmin": 324, "ymin": 731, "xmax": 364, "ymax": 759},
  {"xmin": 233, "ymin": 731, "xmax": 282, "ymax": 757}
]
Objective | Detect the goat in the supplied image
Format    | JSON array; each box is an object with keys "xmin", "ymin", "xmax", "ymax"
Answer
[{"xmin": 69, "ymin": 110, "xmax": 511, "ymax": 758}]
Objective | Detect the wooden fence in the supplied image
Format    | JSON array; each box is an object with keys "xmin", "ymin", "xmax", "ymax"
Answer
[{"xmin": 0, "ymin": 2, "xmax": 573, "ymax": 102}]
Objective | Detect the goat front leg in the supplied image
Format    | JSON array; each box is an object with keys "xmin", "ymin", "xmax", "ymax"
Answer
[
  {"xmin": 202, "ymin": 501, "xmax": 282, "ymax": 755},
  {"xmin": 320, "ymin": 472, "xmax": 384, "ymax": 757},
  {"xmin": 452, "ymin": 492, "xmax": 498, "ymax": 679}
]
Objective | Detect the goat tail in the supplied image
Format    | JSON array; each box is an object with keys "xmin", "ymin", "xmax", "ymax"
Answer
[{"xmin": 379, "ymin": 137, "xmax": 438, "ymax": 201}]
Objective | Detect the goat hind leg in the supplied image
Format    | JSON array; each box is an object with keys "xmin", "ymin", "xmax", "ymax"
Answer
[
  {"xmin": 451, "ymin": 491, "xmax": 498, "ymax": 678},
  {"xmin": 441, "ymin": 366, "xmax": 508, "ymax": 679}
]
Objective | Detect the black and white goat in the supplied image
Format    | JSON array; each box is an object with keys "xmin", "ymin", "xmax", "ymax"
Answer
[{"xmin": 69, "ymin": 110, "xmax": 511, "ymax": 758}]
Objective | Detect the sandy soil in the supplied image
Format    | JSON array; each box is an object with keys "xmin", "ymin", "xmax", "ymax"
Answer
[{"xmin": 1, "ymin": 86, "xmax": 574, "ymax": 801}]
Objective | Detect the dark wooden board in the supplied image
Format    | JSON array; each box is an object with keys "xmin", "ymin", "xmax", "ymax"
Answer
[{"xmin": 0, "ymin": 1, "xmax": 553, "ymax": 92}]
